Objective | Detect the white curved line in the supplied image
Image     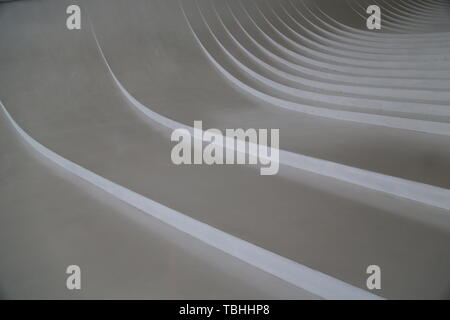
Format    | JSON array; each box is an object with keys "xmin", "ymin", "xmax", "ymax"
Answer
[
  {"xmin": 0, "ymin": 100, "xmax": 382, "ymax": 300},
  {"xmin": 254, "ymin": 0, "xmax": 450, "ymax": 69},
  {"xmin": 226, "ymin": 0, "xmax": 450, "ymax": 88},
  {"xmin": 87, "ymin": 6, "xmax": 450, "ymax": 212},
  {"xmin": 236, "ymin": 0, "xmax": 450, "ymax": 78},
  {"xmin": 212, "ymin": 0, "xmax": 450, "ymax": 102},
  {"xmin": 182, "ymin": 2, "xmax": 450, "ymax": 136},
  {"xmin": 267, "ymin": 0, "xmax": 450, "ymax": 61},
  {"xmin": 196, "ymin": 1, "xmax": 450, "ymax": 117}
]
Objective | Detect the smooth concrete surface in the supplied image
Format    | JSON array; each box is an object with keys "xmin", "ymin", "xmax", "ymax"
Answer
[
  {"xmin": 0, "ymin": 109, "xmax": 319, "ymax": 299},
  {"xmin": 86, "ymin": 0, "xmax": 450, "ymax": 189},
  {"xmin": 1, "ymin": 0, "xmax": 450, "ymax": 299},
  {"xmin": 0, "ymin": 99, "xmax": 377, "ymax": 300}
]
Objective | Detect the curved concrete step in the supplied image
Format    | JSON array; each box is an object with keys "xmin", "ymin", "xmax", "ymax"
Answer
[{"xmin": 2, "ymin": 0, "xmax": 450, "ymax": 300}]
